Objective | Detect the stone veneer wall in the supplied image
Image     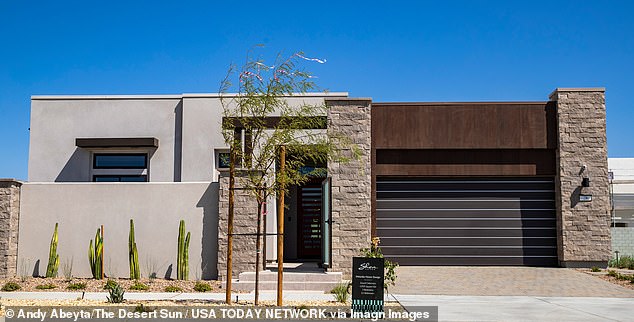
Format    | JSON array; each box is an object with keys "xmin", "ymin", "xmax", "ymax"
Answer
[
  {"xmin": 551, "ymin": 88, "xmax": 611, "ymax": 267},
  {"xmin": 216, "ymin": 171, "xmax": 261, "ymax": 281},
  {"xmin": 326, "ymin": 98, "xmax": 372, "ymax": 277},
  {"xmin": 0, "ymin": 179, "xmax": 21, "ymax": 278}
]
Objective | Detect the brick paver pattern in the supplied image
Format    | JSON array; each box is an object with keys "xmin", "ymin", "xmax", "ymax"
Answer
[{"xmin": 391, "ymin": 267, "xmax": 634, "ymax": 297}]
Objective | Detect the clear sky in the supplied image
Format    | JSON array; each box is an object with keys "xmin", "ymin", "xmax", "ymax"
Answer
[{"xmin": 1, "ymin": 1, "xmax": 633, "ymax": 180}]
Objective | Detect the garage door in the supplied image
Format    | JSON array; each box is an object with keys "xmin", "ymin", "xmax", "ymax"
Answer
[{"xmin": 376, "ymin": 178, "xmax": 557, "ymax": 266}]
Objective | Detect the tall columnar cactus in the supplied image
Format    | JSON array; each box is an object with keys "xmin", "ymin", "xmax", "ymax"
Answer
[
  {"xmin": 88, "ymin": 227, "xmax": 104, "ymax": 279},
  {"xmin": 45, "ymin": 223, "xmax": 60, "ymax": 278},
  {"xmin": 129, "ymin": 219, "xmax": 140, "ymax": 280},
  {"xmin": 177, "ymin": 220, "xmax": 191, "ymax": 280}
]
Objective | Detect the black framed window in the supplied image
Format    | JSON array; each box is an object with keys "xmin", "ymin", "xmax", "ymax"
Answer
[
  {"xmin": 93, "ymin": 154, "xmax": 147, "ymax": 169},
  {"xmin": 93, "ymin": 175, "xmax": 148, "ymax": 182}
]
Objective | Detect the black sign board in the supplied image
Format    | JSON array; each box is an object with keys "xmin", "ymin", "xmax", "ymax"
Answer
[{"xmin": 352, "ymin": 257, "xmax": 384, "ymax": 313}]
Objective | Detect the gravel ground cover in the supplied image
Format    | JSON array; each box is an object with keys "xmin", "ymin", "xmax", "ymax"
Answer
[{"xmin": 0, "ymin": 277, "xmax": 223, "ymax": 293}]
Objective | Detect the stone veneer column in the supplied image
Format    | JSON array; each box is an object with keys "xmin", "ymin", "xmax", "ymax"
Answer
[
  {"xmin": 0, "ymin": 179, "xmax": 21, "ymax": 278},
  {"xmin": 216, "ymin": 170, "xmax": 262, "ymax": 281},
  {"xmin": 326, "ymin": 98, "xmax": 372, "ymax": 277},
  {"xmin": 550, "ymin": 88, "xmax": 611, "ymax": 267}
]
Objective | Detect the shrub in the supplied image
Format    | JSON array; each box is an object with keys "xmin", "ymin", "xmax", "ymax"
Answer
[
  {"xmin": 67, "ymin": 282, "xmax": 86, "ymax": 290},
  {"xmin": 609, "ymin": 255, "xmax": 634, "ymax": 270},
  {"xmin": 591, "ymin": 266, "xmax": 601, "ymax": 272},
  {"xmin": 164, "ymin": 285, "xmax": 183, "ymax": 293},
  {"xmin": 35, "ymin": 283, "xmax": 56, "ymax": 290},
  {"xmin": 107, "ymin": 282, "xmax": 125, "ymax": 303},
  {"xmin": 360, "ymin": 237, "xmax": 398, "ymax": 289},
  {"xmin": 129, "ymin": 282, "xmax": 149, "ymax": 291},
  {"xmin": 193, "ymin": 282, "xmax": 212, "ymax": 292},
  {"xmin": 2, "ymin": 282, "xmax": 21, "ymax": 292},
  {"xmin": 608, "ymin": 270, "xmax": 618, "ymax": 277},
  {"xmin": 103, "ymin": 279, "xmax": 117, "ymax": 290},
  {"xmin": 330, "ymin": 283, "xmax": 350, "ymax": 303},
  {"xmin": 134, "ymin": 304, "xmax": 154, "ymax": 313}
]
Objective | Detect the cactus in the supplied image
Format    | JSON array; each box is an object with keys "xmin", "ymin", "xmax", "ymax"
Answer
[
  {"xmin": 45, "ymin": 223, "xmax": 60, "ymax": 278},
  {"xmin": 128, "ymin": 219, "xmax": 140, "ymax": 280},
  {"xmin": 177, "ymin": 220, "xmax": 191, "ymax": 280},
  {"xmin": 88, "ymin": 227, "xmax": 104, "ymax": 279}
]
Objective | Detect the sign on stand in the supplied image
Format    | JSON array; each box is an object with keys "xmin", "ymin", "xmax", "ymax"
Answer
[{"xmin": 351, "ymin": 257, "xmax": 384, "ymax": 313}]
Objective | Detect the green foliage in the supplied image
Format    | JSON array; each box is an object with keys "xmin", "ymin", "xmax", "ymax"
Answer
[
  {"xmin": 193, "ymin": 282, "xmax": 212, "ymax": 292},
  {"xmin": 61, "ymin": 258, "xmax": 73, "ymax": 281},
  {"xmin": 45, "ymin": 223, "xmax": 60, "ymax": 278},
  {"xmin": 609, "ymin": 255, "xmax": 634, "ymax": 270},
  {"xmin": 103, "ymin": 279, "xmax": 117, "ymax": 290},
  {"xmin": 591, "ymin": 266, "xmax": 601, "ymax": 272},
  {"xmin": 134, "ymin": 304, "xmax": 154, "ymax": 313},
  {"xmin": 2, "ymin": 282, "xmax": 21, "ymax": 291},
  {"xmin": 106, "ymin": 282, "xmax": 125, "ymax": 303},
  {"xmin": 607, "ymin": 270, "xmax": 634, "ymax": 282},
  {"xmin": 35, "ymin": 283, "xmax": 56, "ymax": 290},
  {"xmin": 177, "ymin": 220, "xmax": 190, "ymax": 281},
  {"xmin": 360, "ymin": 237, "xmax": 398, "ymax": 290},
  {"xmin": 129, "ymin": 219, "xmax": 140, "ymax": 280},
  {"xmin": 88, "ymin": 227, "xmax": 104, "ymax": 279},
  {"xmin": 164, "ymin": 285, "xmax": 183, "ymax": 293},
  {"xmin": 129, "ymin": 282, "xmax": 149, "ymax": 291},
  {"xmin": 330, "ymin": 282, "xmax": 350, "ymax": 303},
  {"xmin": 219, "ymin": 49, "xmax": 361, "ymax": 207},
  {"xmin": 67, "ymin": 282, "xmax": 86, "ymax": 290}
]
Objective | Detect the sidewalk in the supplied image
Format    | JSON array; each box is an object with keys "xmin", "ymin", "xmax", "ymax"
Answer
[{"xmin": 2, "ymin": 291, "xmax": 634, "ymax": 321}]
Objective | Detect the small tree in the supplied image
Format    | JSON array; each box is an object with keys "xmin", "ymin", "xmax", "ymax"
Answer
[{"xmin": 219, "ymin": 48, "xmax": 359, "ymax": 305}]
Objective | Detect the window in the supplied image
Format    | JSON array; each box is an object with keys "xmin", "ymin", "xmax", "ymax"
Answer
[
  {"xmin": 93, "ymin": 175, "xmax": 148, "ymax": 182},
  {"xmin": 218, "ymin": 152, "xmax": 231, "ymax": 168},
  {"xmin": 92, "ymin": 153, "xmax": 148, "ymax": 182},
  {"xmin": 93, "ymin": 154, "xmax": 147, "ymax": 169}
]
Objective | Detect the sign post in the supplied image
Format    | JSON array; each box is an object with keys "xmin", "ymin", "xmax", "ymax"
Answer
[{"xmin": 352, "ymin": 257, "xmax": 384, "ymax": 313}]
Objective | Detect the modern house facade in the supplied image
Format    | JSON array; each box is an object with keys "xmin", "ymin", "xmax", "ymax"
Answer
[{"xmin": 0, "ymin": 87, "xmax": 611, "ymax": 280}]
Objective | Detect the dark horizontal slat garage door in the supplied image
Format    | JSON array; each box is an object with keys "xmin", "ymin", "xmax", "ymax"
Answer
[{"xmin": 376, "ymin": 178, "xmax": 557, "ymax": 266}]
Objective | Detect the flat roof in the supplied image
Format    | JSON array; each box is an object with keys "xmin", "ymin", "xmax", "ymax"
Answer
[{"xmin": 31, "ymin": 92, "xmax": 349, "ymax": 100}]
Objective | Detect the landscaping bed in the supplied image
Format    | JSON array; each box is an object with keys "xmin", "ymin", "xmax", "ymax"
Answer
[
  {"xmin": 0, "ymin": 277, "xmax": 223, "ymax": 293},
  {"xmin": 578, "ymin": 268, "xmax": 634, "ymax": 291}
]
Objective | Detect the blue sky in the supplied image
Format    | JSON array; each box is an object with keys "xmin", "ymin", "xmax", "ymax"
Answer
[{"xmin": 1, "ymin": 1, "xmax": 633, "ymax": 180}]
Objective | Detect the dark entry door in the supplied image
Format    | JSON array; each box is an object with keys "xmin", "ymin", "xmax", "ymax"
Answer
[
  {"xmin": 376, "ymin": 177, "xmax": 557, "ymax": 266},
  {"xmin": 297, "ymin": 181, "xmax": 323, "ymax": 259}
]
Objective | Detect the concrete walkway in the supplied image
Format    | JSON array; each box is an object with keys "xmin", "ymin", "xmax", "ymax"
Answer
[
  {"xmin": 394, "ymin": 294, "xmax": 634, "ymax": 322},
  {"xmin": 2, "ymin": 291, "xmax": 634, "ymax": 321},
  {"xmin": 391, "ymin": 266, "xmax": 634, "ymax": 297}
]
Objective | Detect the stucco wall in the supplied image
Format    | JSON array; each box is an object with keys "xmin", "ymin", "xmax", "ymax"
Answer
[
  {"xmin": 18, "ymin": 182, "xmax": 218, "ymax": 279},
  {"xmin": 29, "ymin": 97, "xmax": 182, "ymax": 183}
]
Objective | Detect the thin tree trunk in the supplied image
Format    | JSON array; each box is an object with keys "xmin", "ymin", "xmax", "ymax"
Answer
[
  {"xmin": 255, "ymin": 195, "xmax": 263, "ymax": 305},
  {"xmin": 225, "ymin": 147, "xmax": 236, "ymax": 304},
  {"xmin": 276, "ymin": 146, "xmax": 286, "ymax": 306}
]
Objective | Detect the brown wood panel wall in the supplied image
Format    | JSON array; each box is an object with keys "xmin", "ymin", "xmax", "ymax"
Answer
[{"xmin": 372, "ymin": 102, "xmax": 557, "ymax": 149}]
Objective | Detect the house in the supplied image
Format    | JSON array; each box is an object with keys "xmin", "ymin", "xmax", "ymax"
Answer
[
  {"xmin": 0, "ymin": 87, "xmax": 611, "ymax": 280},
  {"xmin": 608, "ymin": 158, "xmax": 634, "ymax": 256}
]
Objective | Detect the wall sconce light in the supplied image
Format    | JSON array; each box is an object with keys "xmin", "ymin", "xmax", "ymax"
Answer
[{"xmin": 582, "ymin": 177, "xmax": 590, "ymax": 187}]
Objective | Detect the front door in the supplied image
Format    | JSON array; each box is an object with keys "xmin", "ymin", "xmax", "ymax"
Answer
[{"xmin": 297, "ymin": 180, "xmax": 323, "ymax": 259}]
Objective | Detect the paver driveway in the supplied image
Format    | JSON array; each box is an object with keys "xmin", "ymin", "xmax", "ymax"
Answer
[{"xmin": 391, "ymin": 266, "xmax": 634, "ymax": 297}]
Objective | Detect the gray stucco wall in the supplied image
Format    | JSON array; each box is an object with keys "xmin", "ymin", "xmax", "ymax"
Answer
[
  {"xmin": 29, "ymin": 97, "xmax": 182, "ymax": 183},
  {"xmin": 18, "ymin": 182, "xmax": 218, "ymax": 279}
]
